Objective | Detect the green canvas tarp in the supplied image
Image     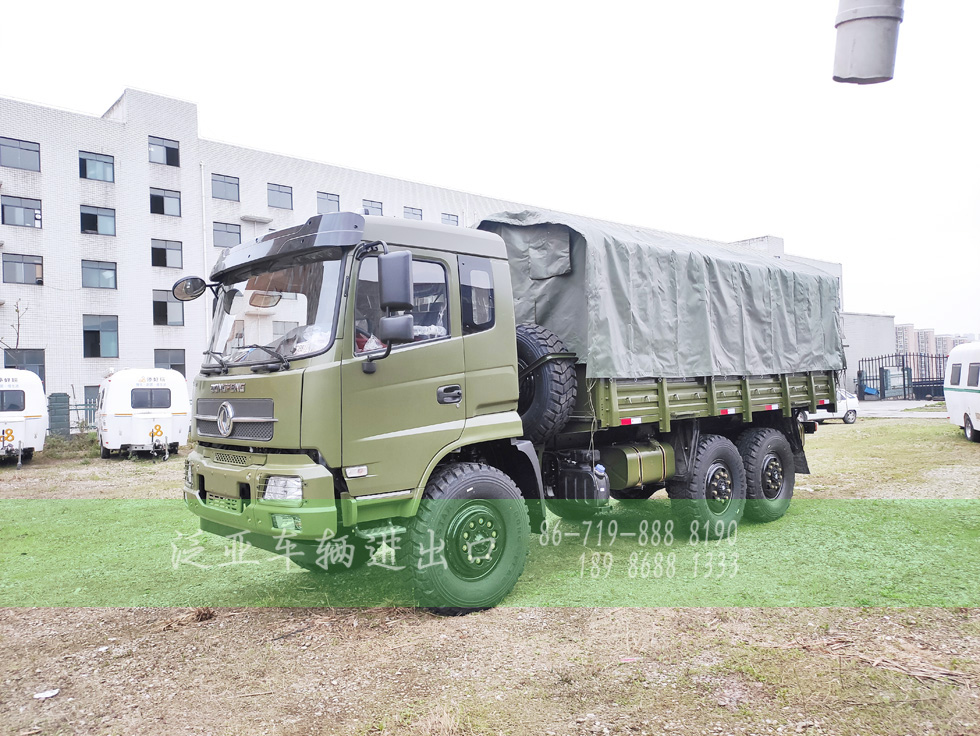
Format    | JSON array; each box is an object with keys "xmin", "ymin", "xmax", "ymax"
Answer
[{"xmin": 478, "ymin": 209, "xmax": 844, "ymax": 380}]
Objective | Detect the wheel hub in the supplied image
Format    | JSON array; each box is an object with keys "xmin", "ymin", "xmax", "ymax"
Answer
[
  {"xmin": 446, "ymin": 503, "xmax": 506, "ymax": 580},
  {"xmin": 761, "ymin": 453, "xmax": 784, "ymax": 499},
  {"xmin": 705, "ymin": 461, "xmax": 733, "ymax": 513}
]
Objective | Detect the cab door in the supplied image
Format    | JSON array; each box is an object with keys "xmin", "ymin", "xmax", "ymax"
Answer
[{"xmin": 340, "ymin": 250, "xmax": 465, "ymax": 496}]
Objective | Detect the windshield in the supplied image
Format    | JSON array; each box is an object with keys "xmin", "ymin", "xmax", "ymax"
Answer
[{"xmin": 205, "ymin": 254, "xmax": 345, "ymax": 370}]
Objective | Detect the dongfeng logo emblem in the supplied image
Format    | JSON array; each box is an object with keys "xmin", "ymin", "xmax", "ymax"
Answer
[{"xmin": 216, "ymin": 402, "xmax": 235, "ymax": 437}]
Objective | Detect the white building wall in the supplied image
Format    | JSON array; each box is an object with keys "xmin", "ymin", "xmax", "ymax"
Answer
[
  {"xmin": 1, "ymin": 88, "xmax": 846, "ymax": 400},
  {"xmin": 841, "ymin": 312, "xmax": 896, "ymax": 392}
]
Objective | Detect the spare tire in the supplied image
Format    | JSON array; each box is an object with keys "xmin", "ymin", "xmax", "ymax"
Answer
[{"xmin": 515, "ymin": 323, "xmax": 577, "ymax": 443}]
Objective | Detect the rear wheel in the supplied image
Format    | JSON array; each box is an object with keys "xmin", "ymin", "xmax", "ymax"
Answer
[
  {"xmin": 842, "ymin": 410, "xmax": 857, "ymax": 425},
  {"xmin": 965, "ymin": 416, "xmax": 979, "ymax": 442},
  {"xmin": 666, "ymin": 435, "xmax": 745, "ymax": 539},
  {"xmin": 403, "ymin": 463, "xmax": 530, "ymax": 615},
  {"xmin": 100, "ymin": 445, "xmax": 110, "ymax": 459},
  {"xmin": 736, "ymin": 428, "xmax": 795, "ymax": 523}
]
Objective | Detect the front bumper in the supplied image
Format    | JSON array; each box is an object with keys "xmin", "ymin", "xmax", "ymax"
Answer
[{"xmin": 184, "ymin": 446, "xmax": 338, "ymax": 542}]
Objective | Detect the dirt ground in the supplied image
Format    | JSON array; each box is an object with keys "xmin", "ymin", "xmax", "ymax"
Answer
[{"xmin": 1, "ymin": 422, "xmax": 978, "ymax": 735}]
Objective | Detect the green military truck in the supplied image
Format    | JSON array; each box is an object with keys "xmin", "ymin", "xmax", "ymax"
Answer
[{"xmin": 173, "ymin": 209, "xmax": 843, "ymax": 612}]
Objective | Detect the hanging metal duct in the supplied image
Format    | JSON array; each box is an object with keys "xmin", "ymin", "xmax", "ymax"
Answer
[{"xmin": 833, "ymin": 0, "xmax": 905, "ymax": 84}]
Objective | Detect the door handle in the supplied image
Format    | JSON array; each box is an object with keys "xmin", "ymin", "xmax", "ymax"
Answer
[{"xmin": 437, "ymin": 385, "xmax": 463, "ymax": 405}]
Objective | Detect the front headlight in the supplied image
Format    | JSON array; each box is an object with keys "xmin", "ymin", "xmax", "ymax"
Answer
[{"xmin": 263, "ymin": 475, "xmax": 303, "ymax": 501}]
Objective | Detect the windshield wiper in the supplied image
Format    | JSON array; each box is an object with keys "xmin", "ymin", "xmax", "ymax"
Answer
[
  {"xmin": 201, "ymin": 351, "xmax": 230, "ymax": 375},
  {"xmin": 238, "ymin": 344, "xmax": 291, "ymax": 372}
]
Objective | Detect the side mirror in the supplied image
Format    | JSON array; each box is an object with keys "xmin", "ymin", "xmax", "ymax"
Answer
[
  {"xmin": 378, "ymin": 314, "xmax": 415, "ymax": 344},
  {"xmin": 173, "ymin": 276, "xmax": 208, "ymax": 302},
  {"xmin": 378, "ymin": 251, "xmax": 413, "ymax": 311}
]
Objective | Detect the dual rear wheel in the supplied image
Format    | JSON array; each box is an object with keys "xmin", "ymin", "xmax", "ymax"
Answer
[{"xmin": 666, "ymin": 428, "xmax": 795, "ymax": 538}]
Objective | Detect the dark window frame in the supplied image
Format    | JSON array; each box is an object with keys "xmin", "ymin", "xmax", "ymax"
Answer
[
  {"xmin": 362, "ymin": 199, "xmax": 383, "ymax": 216},
  {"xmin": 81, "ymin": 260, "xmax": 117, "ymax": 289},
  {"xmin": 131, "ymin": 388, "xmax": 172, "ymax": 410},
  {"xmin": 968, "ymin": 364, "xmax": 980, "ymax": 388},
  {"xmin": 950, "ymin": 364, "xmax": 962, "ymax": 386},
  {"xmin": 82, "ymin": 315, "xmax": 119, "ymax": 359},
  {"xmin": 151, "ymin": 239, "xmax": 183, "ymax": 268},
  {"xmin": 79, "ymin": 151, "xmax": 114, "ymax": 182},
  {"xmin": 80, "ymin": 205, "xmax": 115, "ymax": 236},
  {"xmin": 267, "ymin": 183, "xmax": 293, "ymax": 210},
  {"xmin": 2, "ymin": 253, "xmax": 43, "ymax": 285},
  {"xmin": 150, "ymin": 187, "xmax": 181, "ymax": 217},
  {"xmin": 212, "ymin": 173, "xmax": 240, "ymax": 201},
  {"xmin": 153, "ymin": 289, "xmax": 184, "ymax": 326},
  {"xmin": 4, "ymin": 348, "xmax": 45, "ymax": 384},
  {"xmin": 213, "ymin": 222, "xmax": 241, "ymax": 248},
  {"xmin": 2, "ymin": 195, "xmax": 42, "ymax": 228},
  {"xmin": 148, "ymin": 136, "xmax": 180, "ymax": 167},
  {"xmin": 0, "ymin": 389, "xmax": 26, "ymax": 412},
  {"xmin": 0, "ymin": 136, "xmax": 40, "ymax": 172},
  {"xmin": 154, "ymin": 348, "xmax": 186, "ymax": 377},
  {"xmin": 317, "ymin": 192, "xmax": 340, "ymax": 214},
  {"xmin": 459, "ymin": 256, "xmax": 496, "ymax": 335}
]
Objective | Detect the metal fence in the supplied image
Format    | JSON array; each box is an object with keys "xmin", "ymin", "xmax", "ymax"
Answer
[
  {"xmin": 47, "ymin": 394, "xmax": 98, "ymax": 436},
  {"xmin": 857, "ymin": 352, "xmax": 947, "ymax": 401}
]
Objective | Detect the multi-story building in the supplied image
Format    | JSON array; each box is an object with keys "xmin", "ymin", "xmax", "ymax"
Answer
[
  {"xmin": 936, "ymin": 334, "xmax": 972, "ymax": 356},
  {"xmin": 895, "ymin": 323, "xmax": 914, "ymax": 354},
  {"xmin": 1, "ymin": 88, "xmax": 843, "ymax": 401}
]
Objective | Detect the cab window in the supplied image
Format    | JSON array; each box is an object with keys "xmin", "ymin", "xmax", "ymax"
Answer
[
  {"xmin": 950, "ymin": 363, "xmax": 962, "ymax": 386},
  {"xmin": 0, "ymin": 390, "xmax": 25, "ymax": 412},
  {"xmin": 460, "ymin": 256, "xmax": 495, "ymax": 334},
  {"xmin": 354, "ymin": 256, "xmax": 449, "ymax": 354},
  {"xmin": 131, "ymin": 388, "xmax": 172, "ymax": 409}
]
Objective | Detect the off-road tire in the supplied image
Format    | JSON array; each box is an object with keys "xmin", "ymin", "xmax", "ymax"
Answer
[
  {"xmin": 842, "ymin": 410, "xmax": 857, "ymax": 425},
  {"xmin": 403, "ymin": 462, "xmax": 530, "ymax": 615},
  {"xmin": 666, "ymin": 434, "xmax": 745, "ymax": 539},
  {"xmin": 515, "ymin": 323, "xmax": 577, "ymax": 444},
  {"xmin": 736, "ymin": 428, "xmax": 795, "ymax": 523}
]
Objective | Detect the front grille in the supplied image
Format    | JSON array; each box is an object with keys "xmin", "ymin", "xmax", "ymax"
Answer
[
  {"xmin": 205, "ymin": 493, "xmax": 242, "ymax": 513},
  {"xmin": 196, "ymin": 398, "xmax": 275, "ymax": 442},
  {"xmin": 213, "ymin": 451, "xmax": 248, "ymax": 466},
  {"xmin": 197, "ymin": 398, "xmax": 274, "ymax": 417}
]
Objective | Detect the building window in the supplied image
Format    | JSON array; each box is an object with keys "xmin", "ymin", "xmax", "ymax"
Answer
[
  {"xmin": 83, "ymin": 315, "xmax": 118, "ymax": 358},
  {"xmin": 0, "ymin": 137, "xmax": 40, "ymax": 171},
  {"xmin": 273, "ymin": 321, "xmax": 299, "ymax": 341},
  {"xmin": 4, "ymin": 348, "xmax": 45, "ymax": 384},
  {"xmin": 363, "ymin": 199, "xmax": 383, "ymax": 216},
  {"xmin": 212, "ymin": 173, "xmax": 240, "ymax": 201},
  {"xmin": 148, "ymin": 136, "xmax": 180, "ymax": 166},
  {"xmin": 81, "ymin": 260, "xmax": 117, "ymax": 289},
  {"xmin": 155, "ymin": 348, "xmax": 186, "ymax": 377},
  {"xmin": 80, "ymin": 205, "xmax": 115, "ymax": 235},
  {"xmin": 2, "ymin": 253, "xmax": 43, "ymax": 285},
  {"xmin": 79, "ymin": 151, "xmax": 114, "ymax": 182},
  {"xmin": 317, "ymin": 192, "xmax": 340, "ymax": 214},
  {"xmin": 404, "ymin": 206, "xmax": 422, "ymax": 220},
  {"xmin": 1, "ymin": 196, "xmax": 42, "ymax": 228},
  {"xmin": 213, "ymin": 222, "xmax": 241, "ymax": 247},
  {"xmin": 153, "ymin": 289, "xmax": 184, "ymax": 326},
  {"xmin": 441, "ymin": 213, "xmax": 459, "ymax": 226},
  {"xmin": 150, "ymin": 188, "xmax": 181, "ymax": 216},
  {"xmin": 151, "ymin": 239, "xmax": 183, "ymax": 268},
  {"xmin": 268, "ymin": 183, "xmax": 292, "ymax": 209}
]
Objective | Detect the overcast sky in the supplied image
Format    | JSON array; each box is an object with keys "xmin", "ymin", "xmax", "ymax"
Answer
[{"xmin": 6, "ymin": 1, "xmax": 979, "ymax": 336}]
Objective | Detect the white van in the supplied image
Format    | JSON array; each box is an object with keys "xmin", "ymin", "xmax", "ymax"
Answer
[
  {"xmin": 0, "ymin": 368, "xmax": 47, "ymax": 466},
  {"xmin": 95, "ymin": 369, "xmax": 190, "ymax": 459},
  {"xmin": 944, "ymin": 342, "xmax": 980, "ymax": 442}
]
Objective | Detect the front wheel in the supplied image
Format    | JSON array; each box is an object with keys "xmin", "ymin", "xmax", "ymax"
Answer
[
  {"xmin": 666, "ymin": 435, "xmax": 745, "ymax": 539},
  {"xmin": 842, "ymin": 410, "xmax": 857, "ymax": 425},
  {"xmin": 403, "ymin": 463, "xmax": 530, "ymax": 615}
]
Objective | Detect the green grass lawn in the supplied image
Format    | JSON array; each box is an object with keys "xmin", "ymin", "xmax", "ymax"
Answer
[{"xmin": 1, "ymin": 497, "xmax": 976, "ymax": 608}]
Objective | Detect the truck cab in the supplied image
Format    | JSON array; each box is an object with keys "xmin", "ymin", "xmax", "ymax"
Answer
[{"xmin": 176, "ymin": 213, "xmax": 538, "ymax": 609}]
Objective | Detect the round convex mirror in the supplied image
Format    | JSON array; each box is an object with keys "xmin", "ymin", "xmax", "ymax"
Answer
[{"xmin": 172, "ymin": 276, "xmax": 208, "ymax": 301}]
